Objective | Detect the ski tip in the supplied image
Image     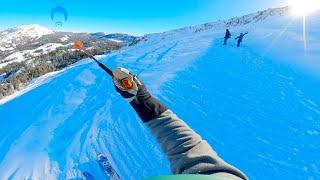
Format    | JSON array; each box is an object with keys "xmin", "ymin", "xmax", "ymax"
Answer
[
  {"xmin": 82, "ymin": 171, "xmax": 95, "ymax": 180},
  {"xmin": 97, "ymin": 154, "xmax": 108, "ymax": 161}
]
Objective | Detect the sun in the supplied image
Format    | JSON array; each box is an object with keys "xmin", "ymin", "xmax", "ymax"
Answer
[{"xmin": 289, "ymin": 0, "xmax": 320, "ymax": 16}]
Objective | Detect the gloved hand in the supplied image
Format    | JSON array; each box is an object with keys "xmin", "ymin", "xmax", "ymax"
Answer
[
  {"xmin": 112, "ymin": 67, "xmax": 167, "ymax": 123},
  {"xmin": 112, "ymin": 67, "xmax": 151, "ymax": 103}
]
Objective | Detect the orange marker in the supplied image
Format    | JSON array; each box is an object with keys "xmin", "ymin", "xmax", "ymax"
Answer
[{"xmin": 73, "ymin": 40, "xmax": 84, "ymax": 50}]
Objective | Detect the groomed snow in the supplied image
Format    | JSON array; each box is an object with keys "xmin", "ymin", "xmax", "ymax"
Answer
[{"xmin": 0, "ymin": 56, "xmax": 105, "ymax": 105}]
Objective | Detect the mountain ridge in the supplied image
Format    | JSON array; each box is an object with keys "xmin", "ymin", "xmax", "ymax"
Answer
[
  {"xmin": 144, "ymin": 6, "xmax": 290, "ymax": 38},
  {"xmin": 0, "ymin": 25, "xmax": 139, "ymax": 99},
  {"xmin": 0, "ymin": 25, "xmax": 138, "ymax": 64}
]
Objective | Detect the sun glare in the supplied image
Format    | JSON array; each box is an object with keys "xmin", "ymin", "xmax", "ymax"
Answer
[{"xmin": 290, "ymin": 0, "xmax": 320, "ymax": 16}]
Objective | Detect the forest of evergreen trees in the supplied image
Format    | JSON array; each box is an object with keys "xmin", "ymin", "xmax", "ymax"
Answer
[{"xmin": 0, "ymin": 41, "xmax": 124, "ymax": 99}]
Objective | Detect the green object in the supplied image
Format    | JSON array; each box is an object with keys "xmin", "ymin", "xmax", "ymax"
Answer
[{"xmin": 144, "ymin": 175, "xmax": 234, "ymax": 180}]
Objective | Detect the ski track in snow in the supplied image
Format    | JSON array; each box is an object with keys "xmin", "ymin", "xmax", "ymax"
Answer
[{"xmin": 0, "ymin": 11, "xmax": 320, "ymax": 180}]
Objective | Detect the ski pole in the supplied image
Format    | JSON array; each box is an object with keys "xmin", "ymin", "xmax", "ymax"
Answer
[
  {"xmin": 73, "ymin": 40, "xmax": 113, "ymax": 77},
  {"xmin": 73, "ymin": 41, "xmax": 133, "ymax": 90}
]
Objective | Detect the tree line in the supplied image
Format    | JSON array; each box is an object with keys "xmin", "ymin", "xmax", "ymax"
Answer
[{"xmin": 0, "ymin": 41, "xmax": 123, "ymax": 99}]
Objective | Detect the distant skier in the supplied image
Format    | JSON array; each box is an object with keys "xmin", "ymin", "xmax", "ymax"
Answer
[
  {"xmin": 223, "ymin": 29, "xmax": 231, "ymax": 45},
  {"xmin": 112, "ymin": 67, "xmax": 248, "ymax": 180},
  {"xmin": 235, "ymin": 32, "xmax": 248, "ymax": 47}
]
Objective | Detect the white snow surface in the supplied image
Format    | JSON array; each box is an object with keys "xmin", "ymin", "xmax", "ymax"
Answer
[
  {"xmin": 60, "ymin": 35, "xmax": 70, "ymax": 42},
  {"xmin": 0, "ymin": 7, "xmax": 320, "ymax": 180},
  {"xmin": 0, "ymin": 46, "xmax": 14, "ymax": 52},
  {"xmin": 107, "ymin": 38, "xmax": 123, "ymax": 43}
]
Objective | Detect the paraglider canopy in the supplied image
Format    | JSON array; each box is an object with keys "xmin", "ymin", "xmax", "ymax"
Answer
[
  {"xmin": 50, "ymin": 6, "xmax": 68, "ymax": 27},
  {"xmin": 51, "ymin": 6, "xmax": 68, "ymax": 21}
]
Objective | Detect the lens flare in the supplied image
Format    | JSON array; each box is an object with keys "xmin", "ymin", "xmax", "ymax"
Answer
[{"xmin": 289, "ymin": 0, "xmax": 320, "ymax": 16}]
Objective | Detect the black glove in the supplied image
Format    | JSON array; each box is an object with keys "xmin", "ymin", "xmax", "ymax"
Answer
[{"xmin": 113, "ymin": 68, "xmax": 168, "ymax": 123}]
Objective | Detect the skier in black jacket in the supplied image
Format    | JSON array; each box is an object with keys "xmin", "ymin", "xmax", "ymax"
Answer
[
  {"xmin": 224, "ymin": 29, "xmax": 231, "ymax": 45},
  {"xmin": 235, "ymin": 32, "xmax": 248, "ymax": 47},
  {"xmin": 112, "ymin": 67, "xmax": 248, "ymax": 179}
]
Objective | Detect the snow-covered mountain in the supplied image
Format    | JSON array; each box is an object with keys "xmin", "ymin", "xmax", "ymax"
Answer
[
  {"xmin": 0, "ymin": 25, "xmax": 138, "ymax": 66},
  {"xmin": 0, "ymin": 24, "xmax": 53, "ymax": 51},
  {"xmin": 0, "ymin": 6, "xmax": 320, "ymax": 180},
  {"xmin": 0, "ymin": 25, "xmax": 54, "ymax": 62},
  {"xmin": 0, "ymin": 25, "xmax": 139, "ymax": 99}
]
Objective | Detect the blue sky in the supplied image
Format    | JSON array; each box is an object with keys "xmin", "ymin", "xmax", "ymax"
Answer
[{"xmin": 0, "ymin": 0, "xmax": 287, "ymax": 35}]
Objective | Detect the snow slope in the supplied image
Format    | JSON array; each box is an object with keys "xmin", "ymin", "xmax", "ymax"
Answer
[{"xmin": 0, "ymin": 7, "xmax": 320, "ymax": 179}]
